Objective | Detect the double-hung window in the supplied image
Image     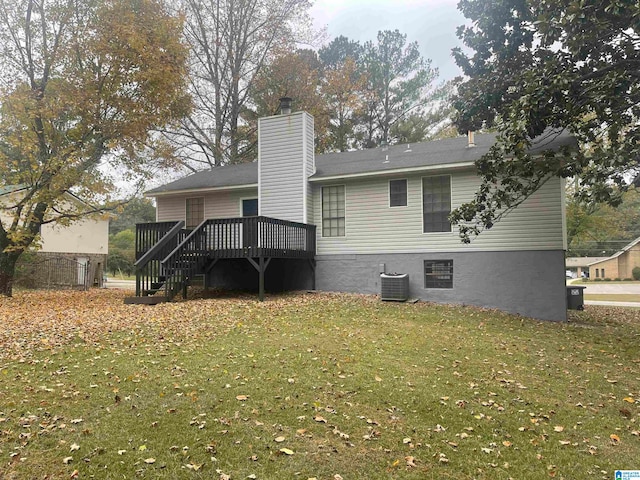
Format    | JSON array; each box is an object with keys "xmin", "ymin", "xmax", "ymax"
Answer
[
  {"xmin": 389, "ymin": 179, "xmax": 408, "ymax": 207},
  {"xmin": 423, "ymin": 175, "xmax": 451, "ymax": 233},
  {"xmin": 322, "ymin": 185, "xmax": 345, "ymax": 237}
]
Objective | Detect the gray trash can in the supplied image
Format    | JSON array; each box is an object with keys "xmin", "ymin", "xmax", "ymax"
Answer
[{"xmin": 566, "ymin": 285, "xmax": 586, "ymax": 310}]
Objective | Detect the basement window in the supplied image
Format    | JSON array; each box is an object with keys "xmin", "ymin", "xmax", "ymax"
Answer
[{"xmin": 424, "ymin": 260, "xmax": 453, "ymax": 289}]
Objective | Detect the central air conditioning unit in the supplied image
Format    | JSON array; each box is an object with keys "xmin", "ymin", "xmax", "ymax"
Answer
[{"xmin": 380, "ymin": 273, "xmax": 409, "ymax": 301}]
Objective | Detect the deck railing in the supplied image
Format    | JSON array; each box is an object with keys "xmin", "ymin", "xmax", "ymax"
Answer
[{"xmin": 199, "ymin": 216, "xmax": 316, "ymax": 258}]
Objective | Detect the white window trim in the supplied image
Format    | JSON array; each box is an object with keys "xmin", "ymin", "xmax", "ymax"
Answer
[
  {"xmin": 421, "ymin": 174, "xmax": 454, "ymax": 235},
  {"xmin": 388, "ymin": 178, "xmax": 409, "ymax": 208},
  {"xmin": 239, "ymin": 197, "xmax": 259, "ymax": 217},
  {"xmin": 321, "ymin": 184, "xmax": 347, "ymax": 238},
  {"xmin": 185, "ymin": 196, "xmax": 205, "ymax": 228}
]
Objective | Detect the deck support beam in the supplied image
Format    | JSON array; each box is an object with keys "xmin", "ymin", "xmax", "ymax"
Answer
[{"xmin": 247, "ymin": 257, "xmax": 271, "ymax": 301}]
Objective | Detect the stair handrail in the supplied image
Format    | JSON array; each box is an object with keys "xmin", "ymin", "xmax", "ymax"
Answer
[
  {"xmin": 160, "ymin": 219, "xmax": 209, "ymax": 266},
  {"xmin": 135, "ymin": 220, "xmax": 186, "ymax": 268},
  {"xmin": 160, "ymin": 219, "xmax": 211, "ymax": 299}
]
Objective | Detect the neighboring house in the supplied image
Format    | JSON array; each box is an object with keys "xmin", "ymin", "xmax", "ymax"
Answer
[
  {"xmin": 583, "ymin": 237, "xmax": 640, "ymax": 279},
  {"xmin": 565, "ymin": 257, "xmax": 608, "ymax": 278},
  {"xmin": 131, "ymin": 105, "xmax": 575, "ymax": 321},
  {"xmin": 0, "ymin": 186, "xmax": 109, "ymax": 288}
]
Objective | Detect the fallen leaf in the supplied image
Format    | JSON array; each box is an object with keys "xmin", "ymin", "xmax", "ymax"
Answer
[
  {"xmin": 236, "ymin": 395, "xmax": 248, "ymax": 401},
  {"xmin": 274, "ymin": 436, "xmax": 286, "ymax": 443},
  {"xmin": 553, "ymin": 426, "xmax": 564, "ymax": 432},
  {"xmin": 502, "ymin": 441, "xmax": 512, "ymax": 447},
  {"xmin": 314, "ymin": 415, "xmax": 327, "ymax": 423},
  {"xmin": 405, "ymin": 456, "xmax": 416, "ymax": 467},
  {"xmin": 623, "ymin": 397, "xmax": 635, "ymax": 404},
  {"xmin": 279, "ymin": 448, "xmax": 294, "ymax": 455},
  {"xmin": 403, "ymin": 437, "xmax": 412, "ymax": 444},
  {"xmin": 610, "ymin": 434, "xmax": 621, "ymax": 444},
  {"xmin": 144, "ymin": 458, "xmax": 156, "ymax": 464},
  {"xmin": 70, "ymin": 443, "xmax": 80, "ymax": 451},
  {"xmin": 375, "ymin": 375, "xmax": 382, "ymax": 382},
  {"xmin": 63, "ymin": 456, "xmax": 73, "ymax": 464}
]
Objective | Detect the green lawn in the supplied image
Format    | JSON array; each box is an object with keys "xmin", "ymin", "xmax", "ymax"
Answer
[
  {"xmin": 1, "ymin": 290, "xmax": 639, "ymax": 479},
  {"xmin": 585, "ymin": 294, "xmax": 640, "ymax": 303}
]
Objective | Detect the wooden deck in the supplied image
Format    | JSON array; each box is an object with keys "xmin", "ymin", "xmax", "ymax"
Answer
[{"xmin": 125, "ymin": 217, "xmax": 316, "ymax": 304}]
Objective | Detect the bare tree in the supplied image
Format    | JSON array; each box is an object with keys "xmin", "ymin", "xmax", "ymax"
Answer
[{"xmin": 164, "ymin": 0, "xmax": 314, "ymax": 170}]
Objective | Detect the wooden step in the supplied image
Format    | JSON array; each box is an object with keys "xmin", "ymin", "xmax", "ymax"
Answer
[{"xmin": 124, "ymin": 296, "xmax": 169, "ymax": 305}]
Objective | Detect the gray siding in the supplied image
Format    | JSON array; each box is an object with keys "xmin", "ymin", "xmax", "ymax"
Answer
[
  {"xmin": 315, "ymin": 250, "xmax": 567, "ymax": 321},
  {"xmin": 259, "ymin": 112, "xmax": 314, "ymax": 223},
  {"xmin": 155, "ymin": 188, "xmax": 258, "ymax": 223},
  {"xmin": 313, "ymin": 170, "xmax": 565, "ymax": 254}
]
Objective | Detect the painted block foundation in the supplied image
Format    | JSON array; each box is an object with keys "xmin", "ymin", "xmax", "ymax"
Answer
[{"xmin": 315, "ymin": 250, "xmax": 567, "ymax": 321}]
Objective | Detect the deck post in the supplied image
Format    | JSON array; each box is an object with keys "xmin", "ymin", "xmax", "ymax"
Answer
[
  {"xmin": 247, "ymin": 256, "xmax": 271, "ymax": 302},
  {"xmin": 259, "ymin": 256, "xmax": 265, "ymax": 301}
]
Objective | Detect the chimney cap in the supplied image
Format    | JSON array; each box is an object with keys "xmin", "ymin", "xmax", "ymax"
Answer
[{"xmin": 279, "ymin": 97, "xmax": 292, "ymax": 115}]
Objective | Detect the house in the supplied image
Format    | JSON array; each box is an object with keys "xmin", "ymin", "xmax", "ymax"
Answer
[
  {"xmin": 0, "ymin": 185, "xmax": 109, "ymax": 288},
  {"xmin": 582, "ymin": 237, "xmax": 640, "ymax": 279},
  {"xmin": 565, "ymin": 256, "xmax": 608, "ymax": 278},
  {"xmin": 130, "ymin": 102, "xmax": 575, "ymax": 321}
]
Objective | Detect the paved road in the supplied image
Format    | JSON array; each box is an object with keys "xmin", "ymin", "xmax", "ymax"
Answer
[{"xmin": 104, "ymin": 279, "xmax": 135, "ymax": 290}]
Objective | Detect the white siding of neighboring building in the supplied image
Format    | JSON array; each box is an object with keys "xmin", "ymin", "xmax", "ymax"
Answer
[
  {"xmin": 258, "ymin": 112, "xmax": 313, "ymax": 224},
  {"xmin": 40, "ymin": 217, "xmax": 109, "ymax": 255},
  {"xmin": 0, "ymin": 191, "xmax": 109, "ymax": 255},
  {"xmin": 313, "ymin": 169, "xmax": 565, "ymax": 254},
  {"xmin": 154, "ymin": 187, "xmax": 259, "ymax": 223}
]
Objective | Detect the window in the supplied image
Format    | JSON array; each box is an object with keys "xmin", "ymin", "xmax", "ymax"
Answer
[
  {"xmin": 185, "ymin": 197, "xmax": 204, "ymax": 228},
  {"xmin": 424, "ymin": 260, "xmax": 454, "ymax": 288},
  {"xmin": 322, "ymin": 185, "xmax": 345, "ymax": 237},
  {"xmin": 595, "ymin": 269, "xmax": 599, "ymax": 278},
  {"xmin": 242, "ymin": 198, "xmax": 258, "ymax": 217},
  {"xmin": 601, "ymin": 269, "xmax": 605, "ymax": 278},
  {"xmin": 422, "ymin": 176, "xmax": 451, "ymax": 233},
  {"xmin": 389, "ymin": 179, "xmax": 408, "ymax": 207}
]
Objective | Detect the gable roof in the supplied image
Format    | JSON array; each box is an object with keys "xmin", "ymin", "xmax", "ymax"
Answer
[
  {"xmin": 146, "ymin": 129, "xmax": 576, "ymax": 196},
  {"xmin": 587, "ymin": 236, "xmax": 640, "ymax": 266}
]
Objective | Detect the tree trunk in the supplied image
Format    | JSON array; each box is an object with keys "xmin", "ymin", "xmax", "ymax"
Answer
[{"xmin": 0, "ymin": 250, "xmax": 20, "ymax": 297}]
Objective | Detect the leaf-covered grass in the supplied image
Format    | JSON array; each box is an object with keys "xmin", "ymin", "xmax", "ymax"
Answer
[{"xmin": 1, "ymin": 290, "xmax": 639, "ymax": 479}]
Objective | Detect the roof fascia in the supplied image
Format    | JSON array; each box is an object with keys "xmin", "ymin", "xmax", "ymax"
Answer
[
  {"xmin": 146, "ymin": 183, "xmax": 258, "ymax": 198},
  {"xmin": 308, "ymin": 161, "xmax": 476, "ymax": 183}
]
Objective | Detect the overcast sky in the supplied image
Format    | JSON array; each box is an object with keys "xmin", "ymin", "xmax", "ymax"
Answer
[{"xmin": 310, "ymin": 0, "xmax": 466, "ymax": 82}]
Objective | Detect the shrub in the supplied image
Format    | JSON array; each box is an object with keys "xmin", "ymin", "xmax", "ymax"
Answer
[
  {"xmin": 603, "ymin": 277, "xmax": 612, "ymax": 281},
  {"xmin": 594, "ymin": 278, "xmax": 603, "ymax": 281},
  {"xmin": 633, "ymin": 266, "xmax": 640, "ymax": 280},
  {"xmin": 624, "ymin": 278, "xmax": 634, "ymax": 281},
  {"xmin": 614, "ymin": 278, "xmax": 621, "ymax": 281}
]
